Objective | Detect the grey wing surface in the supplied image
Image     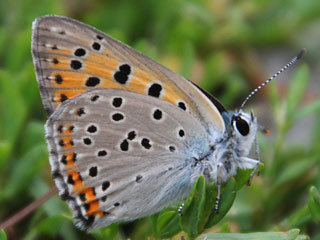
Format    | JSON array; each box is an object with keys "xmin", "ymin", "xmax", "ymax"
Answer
[
  {"xmin": 45, "ymin": 89, "xmax": 211, "ymax": 230},
  {"xmin": 32, "ymin": 15, "xmax": 225, "ymax": 133}
]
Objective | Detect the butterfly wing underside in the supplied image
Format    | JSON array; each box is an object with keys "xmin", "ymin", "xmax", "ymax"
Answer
[
  {"xmin": 46, "ymin": 89, "xmax": 211, "ymax": 230},
  {"xmin": 32, "ymin": 15, "xmax": 225, "ymax": 133}
]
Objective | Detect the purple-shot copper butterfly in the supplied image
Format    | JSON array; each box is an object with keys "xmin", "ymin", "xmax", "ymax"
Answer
[{"xmin": 31, "ymin": 15, "xmax": 304, "ymax": 231}]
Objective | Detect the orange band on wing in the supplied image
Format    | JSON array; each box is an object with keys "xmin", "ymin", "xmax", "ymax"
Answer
[
  {"xmin": 86, "ymin": 200, "xmax": 100, "ymax": 214},
  {"xmin": 79, "ymin": 187, "xmax": 96, "ymax": 202},
  {"xmin": 59, "ymin": 137, "xmax": 74, "ymax": 149},
  {"xmin": 67, "ymin": 170, "xmax": 83, "ymax": 191},
  {"xmin": 64, "ymin": 152, "xmax": 76, "ymax": 167}
]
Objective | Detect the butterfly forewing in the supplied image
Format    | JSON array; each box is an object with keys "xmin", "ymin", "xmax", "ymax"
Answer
[
  {"xmin": 46, "ymin": 89, "xmax": 212, "ymax": 230},
  {"xmin": 32, "ymin": 15, "xmax": 225, "ymax": 132}
]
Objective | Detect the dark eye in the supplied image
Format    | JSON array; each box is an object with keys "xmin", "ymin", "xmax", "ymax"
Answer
[{"xmin": 235, "ymin": 116, "xmax": 250, "ymax": 136}]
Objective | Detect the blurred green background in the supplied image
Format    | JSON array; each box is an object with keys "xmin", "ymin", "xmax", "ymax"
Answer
[{"xmin": 0, "ymin": 0, "xmax": 320, "ymax": 239}]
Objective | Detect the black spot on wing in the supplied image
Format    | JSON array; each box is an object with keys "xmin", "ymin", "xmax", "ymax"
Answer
[
  {"xmin": 89, "ymin": 166, "xmax": 98, "ymax": 177},
  {"xmin": 70, "ymin": 60, "xmax": 82, "ymax": 70},
  {"xmin": 74, "ymin": 48, "xmax": 86, "ymax": 57},
  {"xmin": 86, "ymin": 77, "xmax": 100, "ymax": 87},
  {"xmin": 148, "ymin": 83, "xmax": 162, "ymax": 98}
]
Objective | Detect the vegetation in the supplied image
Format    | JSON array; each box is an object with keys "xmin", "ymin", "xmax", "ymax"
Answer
[{"xmin": 0, "ymin": 0, "xmax": 320, "ymax": 239}]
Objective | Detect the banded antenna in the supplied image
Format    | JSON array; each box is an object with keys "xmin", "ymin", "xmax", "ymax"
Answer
[{"xmin": 240, "ymin": 48, "xmax": 306, "ymax": 109}]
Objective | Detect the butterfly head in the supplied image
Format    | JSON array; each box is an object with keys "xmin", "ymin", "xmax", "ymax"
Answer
[
  {"xmin": 232, "ymin": 110, "xmax": 256, "ymax": 138},
  {"xmin": 225, "ymin": 49, "xmax": 306, "ymax": 156},
  {"xmin": 221, "ymin": 110, "xmax": 258, "ymax": 157}
]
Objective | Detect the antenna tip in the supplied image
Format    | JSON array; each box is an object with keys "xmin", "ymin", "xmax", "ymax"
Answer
[
  {"xmin": 263, "ymin": 128, "xmax": 271, "ymax": 135},
  {"xmin": 297, "ymin": 48, "xmax": 306, "ymax": 60}
]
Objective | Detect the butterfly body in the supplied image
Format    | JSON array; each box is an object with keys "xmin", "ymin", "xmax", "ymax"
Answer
[{"xmin": 32, "ymin": 15, "xmax": 259, "ymax": 230}]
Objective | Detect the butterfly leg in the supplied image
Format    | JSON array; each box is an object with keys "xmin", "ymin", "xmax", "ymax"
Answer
[
  {"xmin": 178, "ymin": 203, "xmax": 185, "ymax": 216},
  {"xmin": 238, "ymin": 156, "xmax": 260, "ymax": 186},
  {"xmin": 248, "ymin": 136, "xmax": 261, "ymax": 186},
  {"xmin": 247, "ymin": 161, "xmax": 260, "ymax": 186},
  {"xmin": 215, "ymin": 162, "xmax": 223, "ymax": 213}
]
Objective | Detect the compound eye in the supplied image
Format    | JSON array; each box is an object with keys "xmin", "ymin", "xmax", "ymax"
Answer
[{"xmin": 235, "ymin": 116, "xmax": 250, "ymax": 136}]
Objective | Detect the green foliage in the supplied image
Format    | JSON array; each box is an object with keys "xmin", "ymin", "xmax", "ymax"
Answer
[
  {"xmin": 0, "ymin": 0, "xmax": 320, "ymax": 239},
  {"xmin": 308, "ymin": 186, "xmax": 320, "ymax": 222},
  {"xmin": 0, "ymin": 229, "xmax": 7, "ymax": 240},
  {"xmin": 147, "ymin": 167, "xmax": 263, "ymax": 240},
  {"xmin": 197, "ymin": 229, "xmax": 309, "ymax": 240}
]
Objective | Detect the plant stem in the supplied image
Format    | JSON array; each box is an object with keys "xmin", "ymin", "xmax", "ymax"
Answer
[{"xmin": 0, "ymin": 186, "xmax": 58, "ymax": 230}]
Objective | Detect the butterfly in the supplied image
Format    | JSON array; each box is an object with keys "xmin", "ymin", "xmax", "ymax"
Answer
[{"xmin": 31, "ymin": 15, "xmax": 303, "ymax": 231}]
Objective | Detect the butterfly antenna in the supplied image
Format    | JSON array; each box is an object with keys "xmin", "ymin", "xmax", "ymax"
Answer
[{"xmin": 240, "ymin": 48, "xmax": 306, "ymax": 109}]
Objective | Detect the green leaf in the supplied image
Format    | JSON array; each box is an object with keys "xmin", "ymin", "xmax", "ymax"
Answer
[
  {"xmin": 308, "ymin": 186, "xmax": 320, "ymax": 222},
  {"xmin": 196, "ymin": 229, "xmax": 309, "ymax": 240},
  {"xmin": 150, "ymin": 213, "xmax": 159, "ymax": 239},
  {"xmin": 199, "ymin": 181, "xmax": 216, "ymax": 230},
  {"xmin": 158, "ymin": 211, "xmax": 175, "ymax": 230},
  {"xmin": 234, "ymin": 164, "xmax": 264, "ymax": 190},
  {"xmin": 92, "ymin": 224, "xmax": 119, "ymax": 240},
  {"xmin": 0, "ymin": 229, "xmax": 7, "ymax": 240},
  {"xmin": 179, "ymin": 175, "xmax": 206, "ymax": 239},
  {"xmin": 205, "ymin": 178, "xmax": 237, "ymax": 228},
  {"xmin": 158, "ymin": 211, "xmax": 181, "ymax": 239}
]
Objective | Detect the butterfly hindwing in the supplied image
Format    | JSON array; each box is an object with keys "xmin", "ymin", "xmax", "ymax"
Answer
[
  {"xmin": 46, "ymin": 89, "xmax": 213, "ymax": 230},
  {"xmin": 32, "ymin": 15, "xmax": 225, "ymax": 132}
]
